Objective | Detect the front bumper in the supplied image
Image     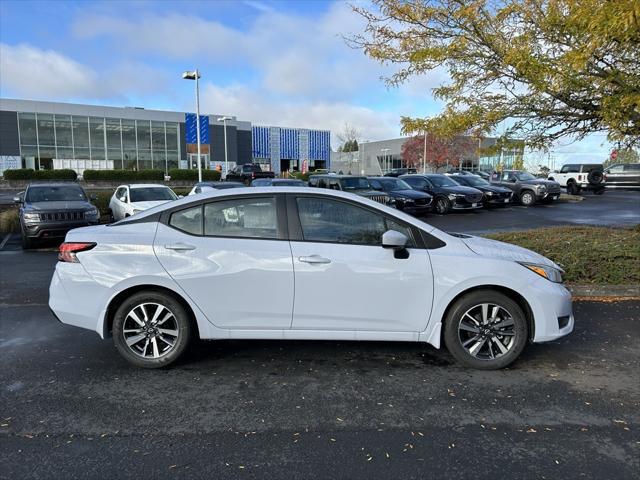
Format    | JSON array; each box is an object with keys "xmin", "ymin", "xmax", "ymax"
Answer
[
  {"xmin": 484, "ymin": 195, "xmax": 512, "ymax": 206},
  {"xmin": 451, "ymin": 200, "xmax": 483, "ymax": 210},
  {"xmin": 528, "ymin": 279, "xmax": 574, "ymax": 343},
  {"xmin": 23, "ymin": 220, "xmax": 99, "ymax": 240},
  {"xmin": 537, "ymin": 191, "xmax": 561, "ymax": 201}
]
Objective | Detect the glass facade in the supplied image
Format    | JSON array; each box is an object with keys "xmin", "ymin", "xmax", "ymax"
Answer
[{"xmin": 17, "ymin": 112, "xmax": 181, "ymax": 173}]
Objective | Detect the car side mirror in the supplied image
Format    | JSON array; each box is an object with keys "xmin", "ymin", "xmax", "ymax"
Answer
[
  {"xmin": 13, "ymin": 195, "xmax": 23, "ymax": 204},
  {"xmin": 382, "ymin": 230, "xmax": 409, "ymax": 259}
]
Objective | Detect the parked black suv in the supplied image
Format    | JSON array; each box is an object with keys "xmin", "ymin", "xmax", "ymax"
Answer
[
  {"xmin": 490, "ymin": 170, "xmax": 562, "ymax": 206},
  {"xmin": 447, "ymin": 173, "xmax": 513, "ymax": 207},
  {"xmin": 368, "ymin": 177, "xmax": 432, "ymax": 215},
  {"xmin": 15, "ymin": 183, "xmax": 100, "ymax": 249},
  {"xmin": 400, "ymin": 174, "xmax": 484, "ymax": 214},
  {"xmin": 308, "ymin": 175, "xmax": 394, "ymax": 206}
]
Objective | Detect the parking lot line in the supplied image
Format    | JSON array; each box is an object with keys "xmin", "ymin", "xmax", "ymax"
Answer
[{"xmin": 0, "ymin": 233, "xmax": 12, "ymax": 251}]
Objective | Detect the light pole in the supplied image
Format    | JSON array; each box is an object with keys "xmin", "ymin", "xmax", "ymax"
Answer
[
  {"xmin": 217, "ymin": 116, "xmax": 231, "ymax": 179},
  {"xmin": 381, "ymin": 148, "xmax": 389, "ymax": 174},
  {"xmin": 423, "ymin": 132, "xmax": 427, "ymax": 173},
  {"xmin": 182, "ymin": 69, "xmax": 202, "ymax": 182}
]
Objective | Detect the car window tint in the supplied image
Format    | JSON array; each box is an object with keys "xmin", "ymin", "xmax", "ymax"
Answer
[
  {"xmin": 608, "ymin": 164, "xmax": 624, "ymax": 173},
  {"xmin": 169, "ymin": 205, "xmax": 202, "ymax": 235},
  {"xmin": 204, "ymin": 197, "xmax": 277, "ymax": 239},
  {"xmin": 624, "ymin": 164, "xmax": 640, "ymax": 171},
  {"xmin": 296, "ymin": 197, "xmax": 415, "ymax": 247}
]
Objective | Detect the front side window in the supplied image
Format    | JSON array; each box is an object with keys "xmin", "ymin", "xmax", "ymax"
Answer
[
  {"xmin": 204, "ymin": 197, "xmax": 277, "ymax": 239},
  {"xmin": 403, "ymin": 177, "xmax": 428, "ymax": 189},
  {"xmin": 169, "ymin": 206, "xmax": 202, "ymax": 235},
  {"xmin": 296, "ymin": 197, "xmax": 414, "ymax": 247},
  {"xmin": 340, "ymin": 177, "xmax": 371, "ymax": 190},
  {"xmin": 514, "ymin": 172, "xmax": 536, "ymax": 181}
]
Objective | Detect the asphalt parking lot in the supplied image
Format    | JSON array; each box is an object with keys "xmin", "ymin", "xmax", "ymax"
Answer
[{"xmin": 1, "ymin": 246, "xmax": 639, "ymax": 479}]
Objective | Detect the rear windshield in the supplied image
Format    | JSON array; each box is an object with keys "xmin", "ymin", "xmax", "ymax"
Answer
[
  {"xmin": 26, "ymin": 185, "xmax": 86, "ymax": 202},
  {"xmin": 427, "ymin": 175, "xmax": 458, "ymax": 187},
  {"xmin": 130, "ymin": 187, "xmax": 177, "ymax": 202},
  {"xmin": 456, "ymin": 176, "xmax": 489, "ymax": 186}
]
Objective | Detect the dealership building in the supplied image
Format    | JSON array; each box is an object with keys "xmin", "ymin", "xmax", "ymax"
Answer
[{"xmin": 0, "ymin": 98, "xmax": 331, "ymax": 175}]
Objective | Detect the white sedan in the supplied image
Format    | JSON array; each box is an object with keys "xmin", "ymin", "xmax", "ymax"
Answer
[
  {"xmin": 108, "ymin": 184, "xmax": 178, "ymax": 221},
  {"xmin": 50, "ymin": 187, "xmax": 573, "ymax": 369}
]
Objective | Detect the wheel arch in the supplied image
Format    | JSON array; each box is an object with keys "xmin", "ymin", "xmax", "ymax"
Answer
[
  {"xmin": 440, "ymin": 285, "xmax": 535, "ymax": 343},
  {"xmin": 103, "ymin": 284, "xmax": 201, "ymax": 339}
]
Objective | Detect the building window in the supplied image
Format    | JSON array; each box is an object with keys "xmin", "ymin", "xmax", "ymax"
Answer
[
  {"xmin": 37, "ymin": 114, "xmax": 55, "ymax": 147},
  {"xmin": 55, "ymin": 115, "xmax": 73, "ymax": 148},
  {"xmin": 72, "ymin": 116, "xmax": 90, "ymax": 149},
  {"xmin": 18, "ymin": 112, "xmax": 37, "ymax": 146},
  {"xmin": 89, "ymin": 117, "xmax": 106, "ymax": 162}
]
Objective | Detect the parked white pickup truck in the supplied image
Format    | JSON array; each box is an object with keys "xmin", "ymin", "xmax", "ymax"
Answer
[{"xmin": 547, "ymin": 163, "xmax": 605, "ymax": 195}]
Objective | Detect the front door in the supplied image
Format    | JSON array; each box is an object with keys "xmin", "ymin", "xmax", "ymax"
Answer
[
  {"xmin": 154, "ymin": 195, "xmax": 294, "ymax": 329},
  {"xmin": 288, "ymin": 195, "xmax": 434, "ymax": 332}
]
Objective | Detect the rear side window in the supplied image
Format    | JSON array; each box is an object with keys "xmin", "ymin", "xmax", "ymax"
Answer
[
  {"xmin": 204, "ymin": 197, "xmax": 277, "ymax": 239},
  {"xmin": 169, "ymin": 206, "xmax": 202, "ymax": 235},
  {"xmin": 624, "ymin": 164, "xmax": 640, "ymax": 171}
]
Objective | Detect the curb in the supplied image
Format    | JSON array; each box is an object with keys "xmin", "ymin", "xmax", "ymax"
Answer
[{"xmin": 567, "ymin": 284, "xmax": 640, "ymax": 299}]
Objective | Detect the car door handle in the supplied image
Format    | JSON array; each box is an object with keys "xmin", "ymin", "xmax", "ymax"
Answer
[
  {"xmin": 165, "ymin": 243, "xmax": 196, "ymax": 251},
  {"xmin": 299, "ymin": 255, "xmax": 331, "ymax": 265}
]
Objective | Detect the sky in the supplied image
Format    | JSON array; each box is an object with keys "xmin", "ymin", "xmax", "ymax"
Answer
[{"xmin": 0, "ymin": 0, "xmax": 614, "ymax": 165}]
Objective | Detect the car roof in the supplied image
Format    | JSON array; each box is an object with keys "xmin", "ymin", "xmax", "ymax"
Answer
[
  {"xmin": 26, "ymin": 182, "xmax": 83, "ymax": 188},
  {"xmin": 309, "ymin": 174, "xmax": 366, "ymax": 179}
]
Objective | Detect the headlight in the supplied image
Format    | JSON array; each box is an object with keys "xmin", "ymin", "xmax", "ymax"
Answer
[
  {"xmin": 85, "ymin": 207, "xmax": 99, "ymax": 217},
  {"xmin": 538, "ymin": 185, "xmax": 547, "ymax": 191},
  {"xmin": 485, "ymin": 191, "xmax": 494, "ymax": 196},
  {"xmin": 448, "ymin": 193, "xmax": 464, "ymax": 200},
  {"xmin": 519, "ymin": 262, "xmax": 564, "ymax": 283},
  {"xmin": 23, "ymin": 212, "xmax": 40, "ymax": 223},
  {"xmin": 398, "ymin": 197, "xmax": 414, "ymax": 203}
]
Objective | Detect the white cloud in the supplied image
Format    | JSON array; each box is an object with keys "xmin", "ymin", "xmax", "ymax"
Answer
[
  {"xmin": 0, "ymin": 43, "xmax": 98, "ymax": 98},
  {"xmin": 200, "ymin": 82, "xmax": 400, "ymax": 146}
]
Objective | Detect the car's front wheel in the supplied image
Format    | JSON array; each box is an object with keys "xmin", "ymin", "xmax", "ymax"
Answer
[
  {"xmin": 519, "ymin": 190, "xmax": 536, "ymax": 206},
  {"xmin": 113, "ymin": 291, "xmax": 192, "ymax": 368},
  {"xmin": 434, "ymin": 196, "xmax": 450, "ymax": 214},
  {"xmin": 443, "ymin": 290, "xmax": 528, "ymax": 370}
]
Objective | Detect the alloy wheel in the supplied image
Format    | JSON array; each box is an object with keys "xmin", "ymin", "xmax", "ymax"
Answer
[
  {"xmin": 457, "ymin": 303, "xmax": 516, "ymax": 360},
  {"xmin": 520, "ymin": 192, "xmax": 534, "ymax": 206},
  {"xmin": 122, "ymin": 303, "xmax": 179, "ymax": 359},
  {"xmin": 436, "ymin": 198, "xmax": 448, "ymax": 214}
]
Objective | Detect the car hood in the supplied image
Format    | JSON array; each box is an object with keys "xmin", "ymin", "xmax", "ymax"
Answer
[
  {"xmin": 129, "ymin": 200, "xmax": 173, "ymax": 211},
  {"xmin": 520, "ymin": 179, "xmax": 560, "ymax": 187},
  {"xmin": 388, "ymin": 189, "xmax": 432, "ymax": 199},
  {"xmin": 353, "ymin": 189, "xmax": 389, "ymax": 197},
  {"xmin": 440, "ymin": 185, "xmax": 483, "ymax": 195},
  {"xmin": 459, "ymin": 235, "xmax": 561, "ymax": 270},
  {"xmin": 24, "ymin": 201, "xmax": 93, "ymax": 211},
  {"xmin": 474, "ymin": 185, "xmax": 512, "ymax": 194}
]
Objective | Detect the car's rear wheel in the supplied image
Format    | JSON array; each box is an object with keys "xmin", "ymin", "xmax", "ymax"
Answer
[
  {"xmin": 113, "ymin": 291, "xmax": 192, "ymax": 368},
  {"xmin": 567, "ymin": 181, "xmax": 578, "ymax": 195},
  {"xmin": 443, "ymin": 290, "xmax": 528, "ymax": 370},
  {"xmin": 519, "ymin": 190, "xmax": 535, "ymax": 206},
  {"xmin": 434, "ymin": 196, "xmax": 450, "ymax": 214}
]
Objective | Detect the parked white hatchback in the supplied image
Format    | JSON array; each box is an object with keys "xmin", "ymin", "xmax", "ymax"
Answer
[
  {"xmin": 108, "ymin": 184, "xmax": 178, "ymax": 221},
  {"xmin": 50, "ymin": 187, "xmax": 573, "ymax": 369}
]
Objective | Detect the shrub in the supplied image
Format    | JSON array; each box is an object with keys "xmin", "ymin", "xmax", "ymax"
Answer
[
  {"xmin": 0, "ymin": 209, "xmax": 20, "ymax": 233},
  {"xmin": 83, "ymin": 169, "xmax": 164, "ymax": 181},
  {"xmin": 3, "ymin": 168, "xmax": 77, "ymax": 180},
  {"xmin": 168, "ymin": 169, "xmax": 221, "ymax": 181}
]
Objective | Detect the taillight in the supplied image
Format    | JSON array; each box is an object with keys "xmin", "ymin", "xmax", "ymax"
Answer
[
  {"xmin": 252, "ymin": 172, "xmax": 255, "ymax": 178},
  {"xmin": 578, "ymin": 175, "xmax": 582, "ymax": 181},
  {"xmin": 58, "ymin": 242, "xmax": 96, "ymax": 263}
]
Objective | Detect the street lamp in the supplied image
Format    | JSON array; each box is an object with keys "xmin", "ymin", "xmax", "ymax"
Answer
[
  {"xmin": 217, "ymin": 116, "xmax": 232, "ymax": 179},
  {"xmin": 182, "ymin": 69, "xmax": 202, "ymax": 182},
  {"xmin": 380, "ymin": 148, "xmax": 390, "ymax": 174}
]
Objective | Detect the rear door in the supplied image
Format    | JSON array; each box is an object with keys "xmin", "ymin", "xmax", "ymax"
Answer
[
  {"xmin": 154, "ymin": 194, "xmax": 294, "ymax": 330},
  {"xmin": 605, "ymin": 164, "xmax": 625, "ymax": 186},
  {"xmin": 623, "ymin": 164, "xmax": 640, "ymax": 187}
]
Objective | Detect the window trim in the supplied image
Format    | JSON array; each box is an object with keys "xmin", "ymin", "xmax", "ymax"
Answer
[{"xmin": 285, "ymin": 193, "xmax": 434, "ymax": 249}]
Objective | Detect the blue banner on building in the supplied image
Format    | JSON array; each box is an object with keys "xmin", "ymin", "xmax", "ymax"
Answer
[{"xmin": 185, "ymin": 113, "xmax": 210, "ymax": 144}]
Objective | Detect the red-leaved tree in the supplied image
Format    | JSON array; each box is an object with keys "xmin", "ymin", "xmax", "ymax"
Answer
[{"xmin": 401, "ymin": 134, "xmax": 475, "ymax": 170}]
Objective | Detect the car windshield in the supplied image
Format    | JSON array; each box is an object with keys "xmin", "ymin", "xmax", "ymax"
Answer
[
  {"xmin": 243, "ymin": 165, "xmax": 261, "ymax": 172},
  {"xmin": 460, "ymin": 176, "xmax": 489, "ymax": 186},
  {"xmin": 26, "ymin": 185, "xmax": 86, "ymax": 202},
  {"xmin": 377, "ymin": 178, "xmax": 412, "ymax": 191},
  {"xmin": 514, "ymin": 172, "xmax": 537, "ymax": 181},
  {"xmin": 341, "ymin": 177, "xmax": 371, "ymax": 190},
  {"xmin": 130, "ymin": 187, "xmax": 177, "ymax": 202},
  {"xmin": 428, "ymin": 175, "xmax": 458, "ymax": 187}
]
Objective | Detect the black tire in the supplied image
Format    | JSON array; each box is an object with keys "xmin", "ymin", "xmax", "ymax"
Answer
[
  {"xmin": 567, "ymin": 181, "xmax": 578, "ymax": 195},
  {"xmin": 108, "ymin": 209, "xmax": 115, "ymax": 223},
  {"xmin": 21, "ymin": 234, "xmax": 35, "ymax": 250},
  {"xmin": 587, "ymin": 170, "xmax": 604, "ymax": 185},
  {"xmin": 112, "ymin": 291, "xmax": 193, "ymax": 368},
  {"xmin": 434, "ymin": 196, "xmax": 451, "ymax": 214},
  {"xmin": 519, "ymin": 190, "xmax": 536, "ymax": 206},
  {"xmin": 443, "ymin": 290, "xmax": 528, "ymax": 370}
]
